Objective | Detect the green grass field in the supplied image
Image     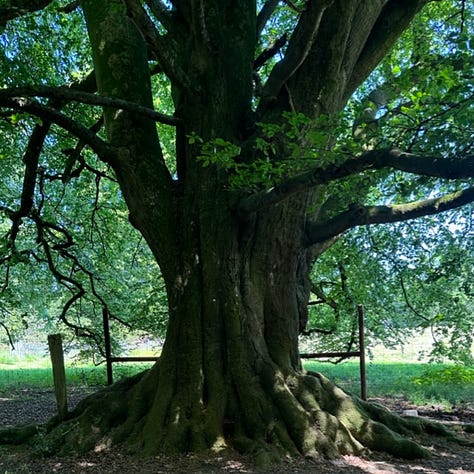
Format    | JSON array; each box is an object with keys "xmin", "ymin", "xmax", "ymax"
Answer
[
  {"xmin": 304, "ymin": 361, "xmax": 474, "ymax": 406},
  {"xmin": 1, "ymin": 350, "xmax": 473, "ymax": 407}
]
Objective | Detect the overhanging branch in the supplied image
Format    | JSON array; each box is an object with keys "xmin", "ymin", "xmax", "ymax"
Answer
[
  {"xmin": 9, "ymin": 120, "xmax": 50, "ymax": 244},
  {"xmin": 235, "ymin": 148, "xmax": 474, "ymax": 216},
  {"xmin": 256, "ymin": 0, "xmax": 280, "ymax": 38},
  {"xmin": 0, "ymin": 97, "xmax": 116, "ymax": 161},
  {"xmin": 0, "ymin": 320, "xmax": 15, "ymax": 350},
  {"xmin": 0, "ymin": 0, "xmax": 52, "ymax": 26},
  {"xmin": 0, "ymin": 86, "xmax": 180, "ymax": 126},
  {"xmin": 304, "ymin": 186, "xmax": 474, "ymax": 245}
]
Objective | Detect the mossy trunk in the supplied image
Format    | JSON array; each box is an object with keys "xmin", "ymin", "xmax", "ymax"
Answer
[{"xmin": 0, "ymin": 198, "xmax": 433, "ymax": 462}]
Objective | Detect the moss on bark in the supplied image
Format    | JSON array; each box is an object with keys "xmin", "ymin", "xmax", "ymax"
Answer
[{"xmin": 1, "ymin": 365, "xmax": 455, "ymax": 463}]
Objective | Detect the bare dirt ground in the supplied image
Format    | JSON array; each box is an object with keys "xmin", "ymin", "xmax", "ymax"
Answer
[{"xmin": 1, "ymin": 386, "xmax": 473, "ymax": 473}]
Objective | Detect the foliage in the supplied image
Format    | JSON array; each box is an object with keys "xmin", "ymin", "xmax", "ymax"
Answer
[
  {"xmin": 299, "ymin": 1, "xmax": 474, "ymax": 364},
  {"xmin": 305, "ymin": 208, "xmax": 474, "ymax": 364},
  {"xmin": 0, "ymin": 4, "xmax": 169, "ymax": 356},
  {"xmin": 413, "ymin": 364, "xmax": 474, "ymax": 386}
]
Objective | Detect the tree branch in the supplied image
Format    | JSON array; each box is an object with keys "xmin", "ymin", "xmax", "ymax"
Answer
[
  {"xmin": 399, "ymin": 276, "xmax": 430, "ymax": 323},
  {"xmin": 0, "ymin": 320, "xmax": 15, "ymax": 350},
  {"xmin": 254, "ymin": 33, "xmax": 288, "ymax": 70},
  {"xmin": 0, "ymin": 97, "xmax": 117, "ymax": 161},
  {"xmin": 370, "ymin": 149, "xmax": 474, "ymax": 179},
  {"xmin": 0, "ymin": 0, "xmax": 52, "ymax": 26},
  {"xmin": 3, "ymin": 71, "xmax": 102, "ymax": 244},
  {"xmin": 145, "ymin": 0, "xmax": 174, "ymax": 31},
  {"xmin": 30, "ymin": 212, "xmax": 128, "ymax": 354},
  {"xmin": 124, "ymin": 0, "xmax": 193, "ymax": 91},
  {"xmin": 304, "ymin": 186, "xmax": 474, "ymax": 245},
  {"xmin": 61, "ymin": 116, "xmax": 105, "ymax": 183},
  {"xmin": 344, "ymin": 0, "xmax": 428, "ymax": 101},
  {"xmin": 256, "ymin": 0, "xmax": 280, "ymax": 38},
  {"xmin": 8, "ymin": 120, "xmax": 50, "ymax": 244},
  {"xmin": 58, "ymin": 1, "xmax": 79, "ymax": 13},
  {"xmin": 261, "ymin": 0, "xmax": 333, "ymax": 100},
  {"xmin": 301, "ymin": 281, "xmax": 339, "ymax": 336},
  {"xmin": 0, "ymin": 86, "xmax": 180, "ymax": 126},
  {"xmin": 235, "ymin": 148, "xmax": 474, "ymax": 215}
]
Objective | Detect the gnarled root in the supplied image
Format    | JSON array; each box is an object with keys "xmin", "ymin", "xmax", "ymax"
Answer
[{"xmin": 0, "ymin": 368, "xmax": 454, "ymax": 462}]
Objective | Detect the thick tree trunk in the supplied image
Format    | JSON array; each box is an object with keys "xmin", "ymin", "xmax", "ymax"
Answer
[
  {"xmin": 108, "ymin": 198, "xmax": 430, "ymax": 461},
  {"xmin": 17, "ymin": 267, "xmax": 433, "ymax": 461},
  {"xmin": 1, "ymin": 198, "xmax": 436, "ymax": 462}
]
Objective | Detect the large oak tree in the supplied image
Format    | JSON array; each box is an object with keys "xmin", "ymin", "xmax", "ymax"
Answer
[{"xmin": 1, "ymin": 0, "xmax": 473, "ymax": 462}]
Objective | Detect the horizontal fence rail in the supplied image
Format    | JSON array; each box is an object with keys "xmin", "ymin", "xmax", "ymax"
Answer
[{"xmin": 102, "ymin": 305, "xmax": 367, "ymax": 400}]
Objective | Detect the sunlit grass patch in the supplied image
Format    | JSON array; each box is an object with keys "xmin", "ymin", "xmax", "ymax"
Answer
[
  {"xmin": 303, "ymin": 360, "xmax": 474, "ymax": 406},
  {"xmin": 0, "ymin": 350, "xmax": 472, "ymax": 408}
]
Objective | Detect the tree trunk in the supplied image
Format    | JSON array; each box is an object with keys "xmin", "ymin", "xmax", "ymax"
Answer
[
  {"xmin": 6, "ymin": 194, "xmax": 434, "ymax": 462},
  {"xmin": 111, "ymin": 194, "xmax": 431, "ymax": 461}
]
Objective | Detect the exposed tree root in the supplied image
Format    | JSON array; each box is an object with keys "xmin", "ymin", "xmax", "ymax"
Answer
[{"xmin": 0, "ymin": 368, "xmax": 463, "ymax": 463}]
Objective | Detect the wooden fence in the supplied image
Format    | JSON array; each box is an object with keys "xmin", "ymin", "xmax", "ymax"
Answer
[{"xmin": 102, "ymin": 305, "xmax": 367, "ymax": 400}]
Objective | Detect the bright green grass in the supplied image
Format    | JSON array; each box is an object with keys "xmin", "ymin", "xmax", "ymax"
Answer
[
  {"xmin": 1, "ymin": 354, "xmax": 472, "ymax": 407},
  {"xmin": 305, "ymin": 360, "xmax": 474, "ymax": 406},
  {"xmin": 0, "ymin": 362, "xmax": 154, "ymax": 391}
]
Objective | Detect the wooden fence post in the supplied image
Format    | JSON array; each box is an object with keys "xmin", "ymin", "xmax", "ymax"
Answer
[
  {"xmin": 47, "ymin": 334, "xmax": 68, "ymax": 420},
  {"xmin": 301, "ymin": 304, "xmax": 368, "ymax": 400},
  {"xmin": 102, "ymin": 307, "xmax": 114, "ymax": 385},
  {"xmin": 357, "ymin": 305, "xmax": 367, "ymax": 400}
]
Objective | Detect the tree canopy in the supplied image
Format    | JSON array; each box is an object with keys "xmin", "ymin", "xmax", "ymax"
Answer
[{"xmin": 0, "ymin": 0, "xmax": 473, "ymax": 462}]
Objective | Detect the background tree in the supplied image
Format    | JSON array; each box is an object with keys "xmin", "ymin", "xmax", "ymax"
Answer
[
  {"xmin": 304, "ymin": 209, "xmax": 474, "ymax": 365},
  {"xmin": 0, "ymin": 0, "xmax": 473, "ymax": 462}
]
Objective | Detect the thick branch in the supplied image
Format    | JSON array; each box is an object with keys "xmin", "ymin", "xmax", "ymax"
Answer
[
  {"xmin": 0, "ymin": 0, "xmax": 51, "ymax": 26},
  {"xmin": 344, "ymin": 0, "xmax": 428, "ymax": 101},
  {"xmin": 124, "ymin": 0, "xmax": 193, "ymax": 91},
  {"xmin": 256, "ymin": 0, "xmax": 280, "ymax": 38},
  {"xmin": 305, "ymin": 187, "xmax": 474, "ymax": 245},
  {"xmin": 0, "ymin": 97, "xmax": 116, "ymax": 161},
  {"xmin": 8, "ymin": 121, "xmax": 50, "ymax": 244},
  {"xmin": 370, "ymin": 149, "xmax": 474, "ymax": 179},
  {"xmin": 0, "ymin": 86, "xmax": 180, "ymax": 126},
  {"xmin": 261, "ymin": 0, "xmax": 333, "ymax": 99},
  {"xmin": 236, "ymin": 148, "xmax": 474, "ymax": 215}
]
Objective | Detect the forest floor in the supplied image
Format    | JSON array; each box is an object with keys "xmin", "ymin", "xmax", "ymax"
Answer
[{"xmin": 0, "ymin": 386, "xmax": 473, "ymax": 473}]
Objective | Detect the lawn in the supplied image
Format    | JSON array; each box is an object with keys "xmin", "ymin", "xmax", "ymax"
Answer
[
  {"xmin": 1, "ymin": 350, "xmax": 473, "ymax": 407},
  {"xmin": 305, "ymin": 360, "xmax": 474, "ymax": 407}
]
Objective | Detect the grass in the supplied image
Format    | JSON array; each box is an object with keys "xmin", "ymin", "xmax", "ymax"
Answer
[
  {"xmin": 0, "ymin": 360, "xmax": 154, "ymax": 391},
  {"xmin": 305, "ymin": 360, "xmax": 474, "ymax": 407},
  {"xmin": 1, "ymin": 350, "xmax": 473, "ymax": 407}
]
